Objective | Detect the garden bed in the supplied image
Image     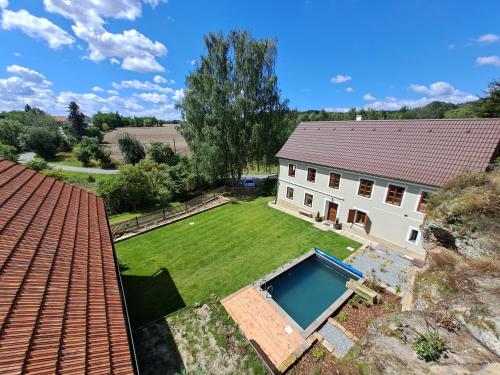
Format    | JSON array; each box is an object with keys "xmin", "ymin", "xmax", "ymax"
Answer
[{"xmin": 333, "ymin": 289, "xmax": 401, "ymax": 339}]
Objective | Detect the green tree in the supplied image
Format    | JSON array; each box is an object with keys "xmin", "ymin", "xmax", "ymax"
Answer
[
  {"xmin": 118, "ymin": 132, "xmax": 146, "ymax": 164},
  {"xmin": 68, "ymin": 101, "xmax": 85, "ymax": 141},
  {"xmin": 477, "ymin": 80, "xmax": 500, "ymax": 118},
  {"xmin": 177, "ymin": 30, "xmax": 288, "ymax": 185},
  {"xmin": 21, "ymin": 126, "xmax": 61, "ymax": 159},
  {"xmin": 0, "ymin": 119, "xmax": 23, "ymax": 150},
  {"xmin": 0, "ymin": 143, "xmax": 18, "ymax": 162},
  {"xmin": 147, "ymin": 142, "xmax": 178, "ymax": 165}
]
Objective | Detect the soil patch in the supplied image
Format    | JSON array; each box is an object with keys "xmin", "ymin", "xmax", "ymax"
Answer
[
  {"xmin": 334, "ymin": 289, "xmax": 401, "ymax": 339},
  {"xmin": 103, "ymin": 126, "xmax": 190, "ymax": 160},
  {"xmin": 133, "ymin": 296, "xmax": 267, "ymax": 375}
]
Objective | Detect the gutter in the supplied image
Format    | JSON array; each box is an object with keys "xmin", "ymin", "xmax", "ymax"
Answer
[{"xmin": 104, "ymin": 205, "xmax": 141, "ymax": 375}]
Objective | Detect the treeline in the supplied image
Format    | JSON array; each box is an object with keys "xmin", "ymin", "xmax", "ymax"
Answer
[
  {"xmin": 290, "ymin": 80, "xmax": 500, "ymax": 123},
  {"xmin": 92, "ymin": 112, "xmax": 179, "ymax": 131}
]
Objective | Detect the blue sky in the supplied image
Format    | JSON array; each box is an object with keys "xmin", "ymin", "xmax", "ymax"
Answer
[{"xmin": 0, "ymin": 0, "xmax": 499, "ymax": 119}]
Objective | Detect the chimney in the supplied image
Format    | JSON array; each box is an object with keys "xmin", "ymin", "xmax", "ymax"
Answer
[{"xmin": 356, "ymin": 115, "xmax": 363, "ymax": 121}]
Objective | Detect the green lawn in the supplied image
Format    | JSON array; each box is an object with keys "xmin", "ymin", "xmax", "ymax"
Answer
[
  {"xmin": 116, "ymin": 197, "xmax": 361, "ymax": 327},
  {"xmin": 108, "ymin": 202, "xmax": 182, "ymax": 224}
]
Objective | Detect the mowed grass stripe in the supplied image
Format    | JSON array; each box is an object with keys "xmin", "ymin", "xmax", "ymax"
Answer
[{"xmin": 116, "ymin": 197, "xmax": 361, "ymax": 327}]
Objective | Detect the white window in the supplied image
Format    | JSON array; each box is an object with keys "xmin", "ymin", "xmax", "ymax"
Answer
[
  {"xmin": 286, "ymin": 187, "xmax": 294, "ymax": 200},
  {"xmin": 304, "ymin": 193, "xmax": 313, "ymax": 207},
  {"xmin": 406, "ymin": 227, "xmax": 421, "ymax": 245}
]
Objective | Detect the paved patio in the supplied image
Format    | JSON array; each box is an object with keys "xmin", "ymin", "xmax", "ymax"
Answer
[
  {"xmin": 221, "ymin": 285, "xmax": 305, "ymax": 371},
  {"xmin": 346, "ymin": 245, "xmax": 413, "ymax": 290}
]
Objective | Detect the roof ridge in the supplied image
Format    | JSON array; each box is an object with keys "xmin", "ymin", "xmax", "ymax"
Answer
[
  {"xmin": 55, "ymin": 188, "xmax": 82, "ymax": 374},
  {"xmin": 0, "ymin": 178, "xmax": 63, "ymax": 340},
  {"xmin": 21, "ymin": 184, "xmax": 74, "ymax": 373},
  {"xmin": 299, "ymin": 118, "xmax": 500, "ymax": 124}
]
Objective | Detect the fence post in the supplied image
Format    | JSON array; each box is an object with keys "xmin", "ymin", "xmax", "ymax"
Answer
[
  {"xmin": 135, "ymin": 216, "xmax": 139, "ymax": 230},
  {"xmin": 163, "ymin": 208, "xmax": 166, "ymax": 219},
  {"xmin": 185, "ymin": 202, "xmax": 188, "ymax": 211}
]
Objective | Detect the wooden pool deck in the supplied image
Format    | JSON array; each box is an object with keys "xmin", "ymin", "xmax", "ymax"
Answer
[{"xmin": 222, "ymin": 285, "xmax": 305, "ymax": 372}]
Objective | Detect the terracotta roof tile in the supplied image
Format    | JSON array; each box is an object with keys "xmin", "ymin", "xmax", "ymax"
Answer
[
  {"xmin": 0, "ymin": 159, "xmax": 136, "ymax": 374},
  {"xmin": 276, "ymin": 119, "xmax": 500, "ymax": 187}
]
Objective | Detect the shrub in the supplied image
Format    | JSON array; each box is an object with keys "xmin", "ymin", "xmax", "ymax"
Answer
[
  {"xmin": 117, "ymin": 132, "xmax": 145, "ymax": 164},
  {"xmin": 25, "ymin": 157, "xmax": 48, "ymax": 171},
  {"xmin": 21, "ymin": 126, "xmax": 61, "ymax": 159},
  {"xmin": 0, "ymin": 143, "xmax": 18, "ymax": 162},
  {"xmin": 0, "ymin": 119, "xmax": 23, "ymax": 150},
  {"xmin": 42, "ymin": 169, "xmax": 65, "ymax": 180},
  {"xmin": 337, "ymin": 311, "xmax": 348, "ymax": 322},
  {"xmin": 262, "ymin": 177, "xmax": 277, "ymax": 196},
  {"xmin": 444, "ymin": 172, "xmax": 489, "ymax": 191},
  {"xmin": 83, "ymin": 127, "xmax": 104, "ymax": 142},
  {"xmin": 147, "ymin": 142, "xmax": 178, "ymax": 165},
  {"xmin": 412, "ymin": 331, "xmax": 446, "ymax": 361},
  {"xmin": 311, "ymin": 348, "xmax": 325, "ymax": 361},
  {"xmin": 76, "ymin": 146, "xmax": 93, "ymax": 167}
]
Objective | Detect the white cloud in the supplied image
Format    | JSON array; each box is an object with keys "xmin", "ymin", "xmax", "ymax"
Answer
[
  {"xmin": 0, "ymin": 64, "xmax": 182, "ymax": 119},
  {"xmin": 7, "ymin": 65, "xmax": 51, "ymax": 86},
  {"xmin": 1, "ymin": 9, "xmax": 74, "ymax": 49},
  {"xmin": 153, "ymin": 75, "xmax": 167, "ymax": 84},
  {"xmin": 346, "ymin": 87, "xmax": 354, "ymax": 93},
  {"xmin": 13, "ymin": 52, "xmax": 21, "ymax": 57},
  {"xmin": 0, "ymin": 0, "xmax": 8, "ymax": 9},
  {"xmin": 112, "ymin": 79, "xmax": 174, "ymax": 94},
  {"xmin": 366, "ymin": 82, "xmax": 478, "ymax": 111},
  {"xmin": 190, "ymin": 59, "xmax": 196, "ymax": 66},
  {"xmin": 172, "ymin": 89, "xmax": 184, "ymax": 101},
  {"xmin": 330, "ymin": 74, "xmax": 352, "ymax": 84},
  {"xmin": 476, "ymin": 56, "xmax": 500, "ymax": 67},
  {"xmin": 134, "ymin": 92, "xmax": 168, "ymax": 103},
  {"xmin": 478, "ymin": 33, "xmax": 499, "ymax": 43},
  {"xmin": 324, "ymin": 107, "xmax": 350, "ymax": 113},
  {"xmin": 363, "ymin": 93, "xmax": 376, "ymax": 101},
  {"xmin": 43, "ymin": 0, "xmax": 167, "ymax": 73},
  {"xmin": 448, "ymin": 44, "xmax": 455, "ymax": 49},
  {"xmin": 92, "ymin": 86, "xmax": 104, "ymax": 92}
]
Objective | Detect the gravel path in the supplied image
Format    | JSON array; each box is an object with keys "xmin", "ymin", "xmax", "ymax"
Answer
[
  {"xmin": 318, "ymin": 322, "xmax": 354, "ymax": 357},
  {"xmin": 18, "ymin": 152, "xmax": 119, "ymax": 174}
]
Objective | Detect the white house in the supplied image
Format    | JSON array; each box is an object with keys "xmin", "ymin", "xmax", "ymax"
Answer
[{"xmin": 275, "ymin": 118, "xmax": 500, "ymax": 255}]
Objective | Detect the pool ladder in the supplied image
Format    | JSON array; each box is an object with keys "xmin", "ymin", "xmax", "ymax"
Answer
[{"xmin": 265, "ymin": 285, "xmax": 273, "ymax": 298}]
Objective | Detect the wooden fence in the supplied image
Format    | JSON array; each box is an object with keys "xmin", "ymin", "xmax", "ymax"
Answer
[{"xmin": 110, "ymin": 186, "xmax": 226, "ymax": 238}]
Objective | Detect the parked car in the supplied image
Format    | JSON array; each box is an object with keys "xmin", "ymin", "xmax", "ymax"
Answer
[{"xmin": 242, "ymin": 177, "xmax": 256, "ymax": 187}]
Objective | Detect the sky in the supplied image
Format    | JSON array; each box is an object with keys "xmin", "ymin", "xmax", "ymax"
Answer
[{"xmin": 0, "ymin": 0, "xmax": 499, "ymax": 119}]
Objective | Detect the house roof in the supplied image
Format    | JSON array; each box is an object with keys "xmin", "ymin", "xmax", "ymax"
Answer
[
  {"xmin": 276, "ymin": 119, "xmax": 500, "ymax": 187},
  {"xmin": 52, "ymin": 115, "xmax": 68, "ymax": 123},
  {"xmin": 0, "ymin": 159, "xmax": 136, "ymax": 374}
]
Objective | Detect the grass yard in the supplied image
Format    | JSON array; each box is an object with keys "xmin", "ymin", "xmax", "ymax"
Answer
[
  {"xmin": 108, "ymin": 202, "xmax": 183, "ymax": 224},
  {"xmin": 116, "ymin": 197, "xmax": 361, "ymax": 328}
]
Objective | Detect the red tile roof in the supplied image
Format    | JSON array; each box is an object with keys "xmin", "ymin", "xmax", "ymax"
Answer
[
  {"xmin": 276, "ymin": 119, "xmax": 500, "ymax": 187},
  {"xmin": 0, "ymin": 159, "xmax": 136, "ymax": 374}
]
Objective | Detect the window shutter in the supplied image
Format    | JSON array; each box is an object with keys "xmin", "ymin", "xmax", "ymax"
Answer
[
  {"xmin": 364, "ymin": 214, "xmax": 372, "ymax": 233},
  {"xmin": 347, "ymin": 209, "xmax": 355, "ymax": 223}
]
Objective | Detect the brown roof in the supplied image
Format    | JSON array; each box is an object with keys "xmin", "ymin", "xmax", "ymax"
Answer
[
  {"xmin": 52, "ymin": 115, "xmax": 68, "ymax": 123},
  {"xmin": 0, "ymin": 159, "xmax": 136, "ymax": 374},
  {"xmin": 276, "ymin": 119, "xmax": 500, "ymax": 187}
]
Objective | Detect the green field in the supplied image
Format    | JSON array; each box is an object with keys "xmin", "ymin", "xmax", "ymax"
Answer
[{"xmin": 116, "ymin": 197, "xmax": 361, "ymax": 327}]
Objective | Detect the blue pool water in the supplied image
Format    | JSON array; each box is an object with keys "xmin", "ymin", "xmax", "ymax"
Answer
[{"xmin": 266, "ymin": 255, "xmax": 353, "ymax": 329}]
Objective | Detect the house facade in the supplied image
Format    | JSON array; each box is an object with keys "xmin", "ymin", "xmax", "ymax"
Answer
[{"xmin": 275, "ymin": 119, "xmax": 500, "ymax": 256}]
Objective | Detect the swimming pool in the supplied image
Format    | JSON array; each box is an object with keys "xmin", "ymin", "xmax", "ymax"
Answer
[{"xmin": 258, "ymin": 249, "xmax": 362, "ymax": 335}]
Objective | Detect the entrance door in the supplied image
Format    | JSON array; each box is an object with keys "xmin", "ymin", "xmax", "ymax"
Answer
[{"xmin": 327, "ymin": 202, "xmax": 338, "ymax": 221}]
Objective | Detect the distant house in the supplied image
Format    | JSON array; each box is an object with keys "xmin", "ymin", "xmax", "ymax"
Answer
[
  {"xmin": 0, "ymin": 159, "xmax": 138, "ymax": 374},
  {"xmin": 52, "ymin": 115, "xmax": 68, "ymax": 125},
  {"xmin": 275, "ymin": 118, "xmax": 500, "ymax": 255}
]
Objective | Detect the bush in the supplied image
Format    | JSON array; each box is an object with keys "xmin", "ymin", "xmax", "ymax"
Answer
[
  {"xmin": 311, "ymin": 348, "xmax": 325, "ymax": 361},
  {"xmin": 42, "ymin": 169, "xmax": 65, "ymax": 180},
  {"xmin": 117, "ymin": 132, "xmax": 145, "ymax": 164},
  {"xmin": 25, "ymin": 157, "xmax": 48, "ymax": 171},
  {"xmin": 262, "ymin": 177, "xmax": 277, "ymax": 196},
  {"xmin": 96, "ymin": 161, "xmax": 171, "ymax": 213},
  {"xmin": 337, "ymin": 311, "xmax": 348, "ymax": 322},
  {"xmin": 0, "ymin": 119, "xmax": 23, "ymax": 150},
  {"xmin": 83, "ymin": 127, "xmax": 104, "ymax": 143},
  {"xmin": 0, "ymin": 143, "xmax": 18, "ymax": 162},
  {"xmin": 77, "ymin": 136, "xmax": 114, "ymax": 169},
  {"xmin": 21, "ymin": 126, "xmax": 61, "ymax": 159},
  {"xmin": 147, "ymin": 142, "xmax": 178, "ymax": 165},
  {"xmin": 413, "ymin": 331, "xmax": 446, "ymax": 361},
  {"xmin": 76, "ymin": 146, "xmax": 93, "ymax": 167}
]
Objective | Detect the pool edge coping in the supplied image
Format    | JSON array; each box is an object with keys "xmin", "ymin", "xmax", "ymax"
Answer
[{"xmin": 253, "ymin": 249, "xmax": 364, "ymax": 339}]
